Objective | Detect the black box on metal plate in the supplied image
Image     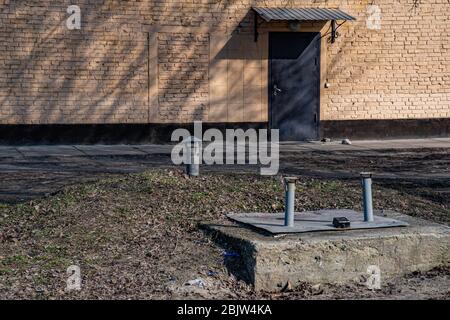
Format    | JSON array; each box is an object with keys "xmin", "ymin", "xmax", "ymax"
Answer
[{"xmin": 333, "ymin": 217, "xmax": 351, "ymax": 229}]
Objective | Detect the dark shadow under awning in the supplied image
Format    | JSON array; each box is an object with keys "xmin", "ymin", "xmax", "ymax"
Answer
[{"xmin": 252, "ymin": 7, "xmax": 356, "ymax": 22}]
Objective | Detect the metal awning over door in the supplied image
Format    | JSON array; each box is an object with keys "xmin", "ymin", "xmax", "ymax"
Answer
[
  {"xmin": 252, "ymin": 7, "xmax": 356, "ymax": 42},
  {"xmin": 252, "ymin": 7, "xmax": 356, "ymax": 22}
]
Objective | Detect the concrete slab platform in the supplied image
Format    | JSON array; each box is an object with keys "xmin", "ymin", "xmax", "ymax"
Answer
[
  {"xmin": 300, "ymin": 144, "xmax": 364, "ymax": 151},
  {"xmin": 351, "ymin": 138, "xmax": 450, "ymax": 150},
  {"xmin": 16, "ymin": 145, "xmax": 83, "ymax": 157},
  {"xmin": 0, "ymin": 147, "xmax": 22, "ymax": 158},
  {"xmin": 277, "ymin": 141, "xmax": 363, "ymax": 152},
  {"xmin": 133, "ymin": 144, "xmax": 173, "ymax": 154},
  {"xmin": 202, "ymin": 211, "xmax": 450, "ymax": 291},
  {"xmin": 74, "ymin": 145, "xmax": 146, "ymax": 156},
  {"xmin": 227, "ymin": 210, "xmax": 408, "ymax": 234},
  {"xmin": 431, "ymin": 137, "xmax": 450, "ymax": 143},
  {"xmin": 425, "ymin": 141, "xmax": 450, "ymax": 148}
]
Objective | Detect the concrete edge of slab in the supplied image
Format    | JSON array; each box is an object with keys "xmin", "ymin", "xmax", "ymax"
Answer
[{"xmin": 200, "ymin": 212, "xmax": 450, "ymax": 291}]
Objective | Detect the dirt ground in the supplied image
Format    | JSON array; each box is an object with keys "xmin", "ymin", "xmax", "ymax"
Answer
[{"xmin": 0, "ymin": 167, "xmax": 448, "ymax": 299}]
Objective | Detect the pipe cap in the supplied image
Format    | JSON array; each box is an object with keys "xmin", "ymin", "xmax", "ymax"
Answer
[
  {"xmin": 360, "ymin": 172, "xmax": 373, "ymax": 178},
  {"xmin": 284, "ymin": 177, "xmax": 299, "ymax": 183}
]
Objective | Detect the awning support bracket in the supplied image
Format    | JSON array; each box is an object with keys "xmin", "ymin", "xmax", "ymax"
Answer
[
  {"xmin": 331, "ymin": 20, "xmax": 337, "ymax": 43},
  {"xmin": 254, "ymin": 10, "xmax": 259, "ymax": 42}
]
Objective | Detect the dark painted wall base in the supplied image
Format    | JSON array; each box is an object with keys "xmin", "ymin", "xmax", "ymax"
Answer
[
  {"xmin": 0, "ymin": 118, "xmax": 448, "ymax": 145},
  {"xmin": 320, "ymin": 118, "xmax": 450, "ymax": 140},
  {"xmin": 0, "ymin": 123, "xmax": 268, "ymax": 145}
]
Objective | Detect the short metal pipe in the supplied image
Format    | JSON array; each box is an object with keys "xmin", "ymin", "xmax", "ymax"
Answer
[
  {"xmin": 360, "ymin": 172, "xmax": 374, "ymax": 222},
  {"xmin": 187, "ymin": 163, "xmax": 199, "ymax": 177},
  {"xmin": 186, "ymin": 137, "xmax": 201, "ymax": 177},
  {"xmin": 284, "ymin": 177, "xmax": 298, "ymax": 227}
]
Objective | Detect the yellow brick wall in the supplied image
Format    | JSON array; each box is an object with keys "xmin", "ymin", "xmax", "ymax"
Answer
[
  {"xmin": 320, "ymin": 0, "xmax": 450, "ymax": 120},
  {"xmin": 0, "ymin": 0, "xmax": 448, "ymax": 124},
  {"xmin": 0, "ymin": 2, "xmax": 149, "ymax": 124},
  {"xmin": 158, "ymin": 32, "xmax": 209, "ymax": 121}
]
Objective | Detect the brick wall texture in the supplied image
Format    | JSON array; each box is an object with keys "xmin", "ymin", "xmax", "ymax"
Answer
[
  {"xmin": 0, "ymin": 0, "xmax": 449, "ymax": 124},
  {"xmin": 158, "ymin": 32, "xmax": 209, "ymax": 121}
]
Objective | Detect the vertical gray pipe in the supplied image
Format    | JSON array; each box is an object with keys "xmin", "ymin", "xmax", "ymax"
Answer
[
  {"xmin": 284, "ymin": 177, "xmax": 298, "ymax": 227},
  {"xmin": 186, "ymin": 137, "xmax": 200, "ymax": 176},
  {"xmin": 360, "ymin": 172, "xmax": 374, "ymax": 222}
]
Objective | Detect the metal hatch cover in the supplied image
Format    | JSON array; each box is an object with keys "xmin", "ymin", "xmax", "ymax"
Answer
[{"xmin": 227, "ymin": 209, "xmax": 409, "ymax": 235}]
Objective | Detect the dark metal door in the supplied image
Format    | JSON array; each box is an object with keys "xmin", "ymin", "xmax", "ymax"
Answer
[{"xmin": 269, "ymin": 32, "xmax": 321, "ymax": 141}]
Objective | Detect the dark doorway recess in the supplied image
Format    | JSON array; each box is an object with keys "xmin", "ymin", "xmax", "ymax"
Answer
[{"xmin": 269, "ymin": 32, "xmax": 321, "ymax": 141}]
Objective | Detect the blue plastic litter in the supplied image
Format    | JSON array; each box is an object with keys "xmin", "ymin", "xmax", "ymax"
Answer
[{"xmin": 223, "ymin": 251, "xmax": 240, "ymax": 258}]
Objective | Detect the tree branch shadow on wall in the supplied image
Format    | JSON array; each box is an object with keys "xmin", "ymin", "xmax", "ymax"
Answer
[
  {"xmin": 0, "ymin": 2, "xmax": 200, "ymax": 129},
  {"xmin": 0, "ymin": 2, "xmax": 346, "ymax": 138},
  {"xmin": 0, "ymin": 1, "xmax": 269, "ymax": 135}
]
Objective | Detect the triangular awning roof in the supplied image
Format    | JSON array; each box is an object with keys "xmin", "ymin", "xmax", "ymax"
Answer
[{"xmin": 252, "ymin": 7, "xmax": 356, "ymax": 22}]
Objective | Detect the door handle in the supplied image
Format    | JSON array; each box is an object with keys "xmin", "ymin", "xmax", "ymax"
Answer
[
  {"xmin": 273, "ymin": 84, "xmax": 282, "ymax": 96},
  {"xmin": 314, "ymin": 113, "xmax": 318, "ymax": 123}
]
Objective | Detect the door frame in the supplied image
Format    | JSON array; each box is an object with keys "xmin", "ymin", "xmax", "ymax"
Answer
[{"xmin": 268, "ymin": 32, "xmax": 321, "ymax": 141}]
